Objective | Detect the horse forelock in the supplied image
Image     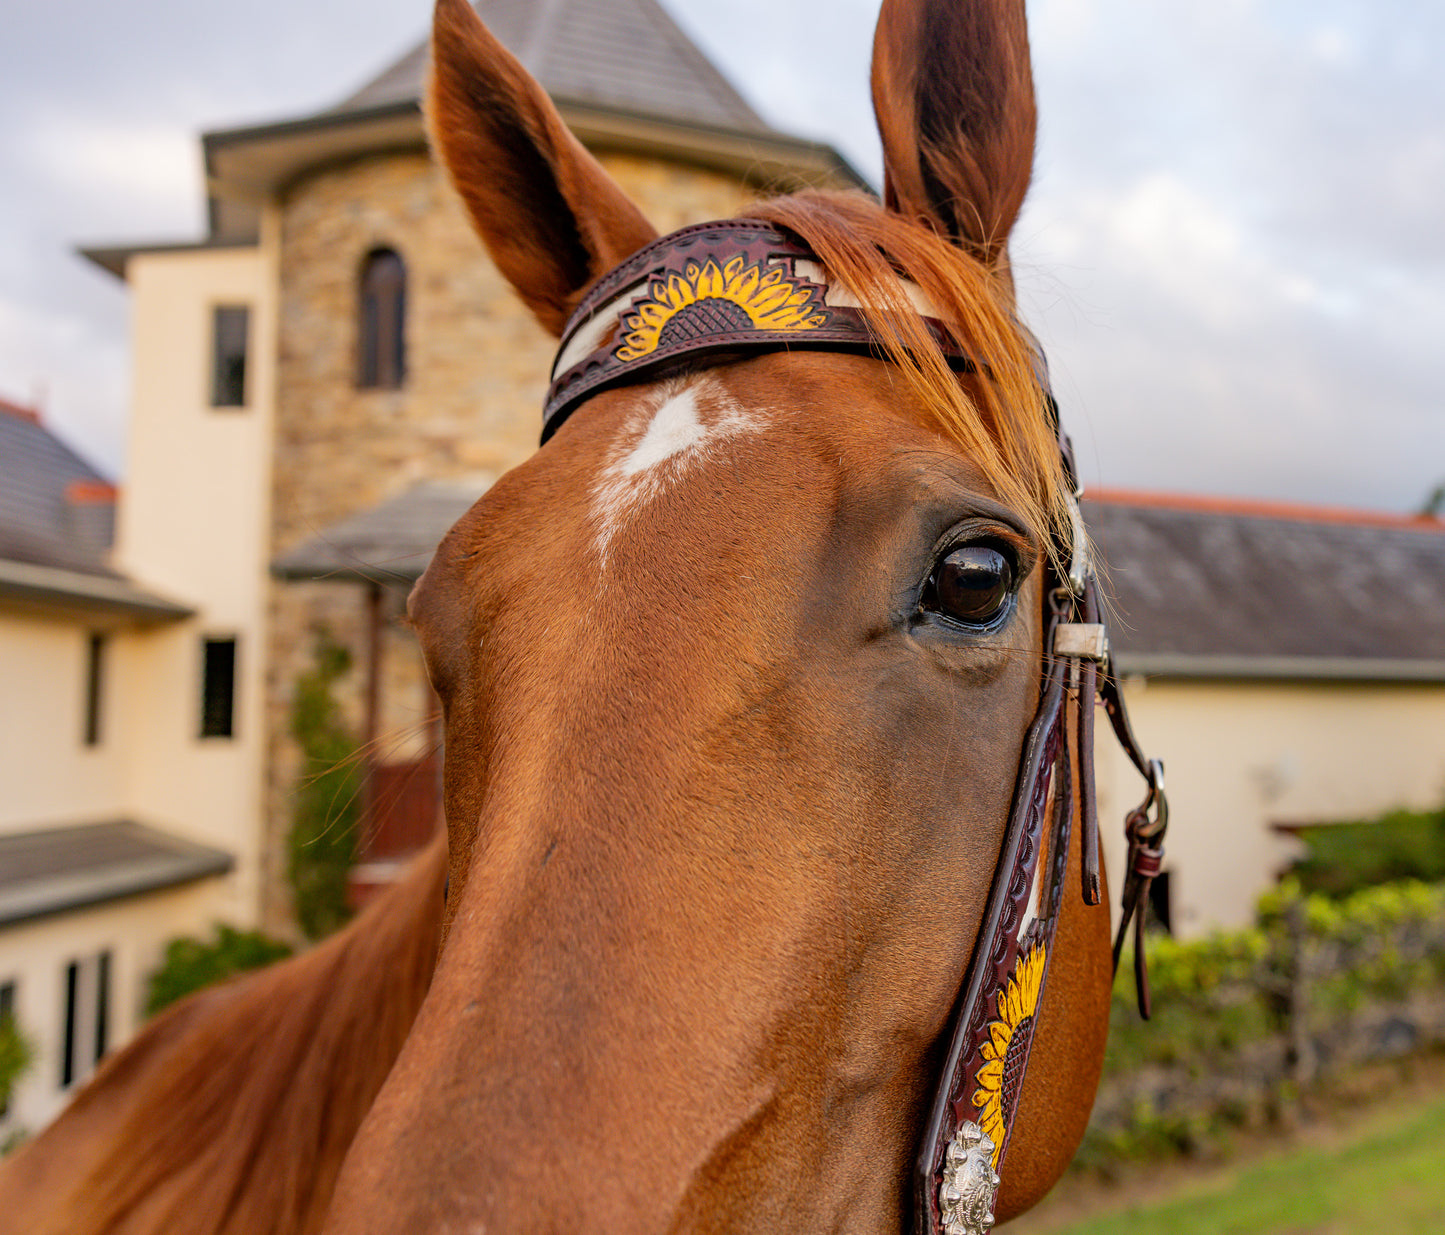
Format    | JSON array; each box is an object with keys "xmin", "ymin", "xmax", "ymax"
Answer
[{"xmin": 748, "ymin": 191, "xmax": 1069, "ymax": 568}]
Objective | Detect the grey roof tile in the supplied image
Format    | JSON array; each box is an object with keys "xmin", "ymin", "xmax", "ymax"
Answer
[
  {"xmin": 271, "ymin": 478, "xmax": 496, "ymax": 585},
  {"xmin": 0, "ymin": 401, "xmax": 114, "ymax": 575},
  {"xmin": 273, "ymin": 479, "xmax": 1445, "ymax": 677},
  {"xmin": 0, "ymin": 821, "xmax": 234, "ymax": 927},
  {"xmin": 338, "ymin": 0, "xmax": 771, "ymax": 134},
  {"xmin": 1086, "ymin": 495, "xmax": 1445, "ymax": 672}
]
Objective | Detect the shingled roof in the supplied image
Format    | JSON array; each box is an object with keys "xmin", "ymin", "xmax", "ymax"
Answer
[
  {"xmin": 271, "ymin": 478, "xmax": 495, "ymax": 585},
  {"xmin": 0, "ymin": 398, "xmax": 114, "ymax": 574},
  {"xmin": 339, "ymin": 0, "xmax": 770, "ymax": 134},
  {"xmin": 274, "ymin": 480, "xmax": 1445, "ymax": 682},
  {"xmin": 0, "ymin": 399, "xmax": 192, "ymax": 622},
  {"xmin": 0, "ymin": 821, "xmax": 233, "ymax": 927},
  {"xmin": 1087, "ymin": 492, "xmax": 1445, "ymax": 680}
]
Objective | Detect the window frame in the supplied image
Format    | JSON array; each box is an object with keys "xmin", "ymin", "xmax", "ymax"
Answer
[
  {"xmin": 82, "ymin": 631, "xmax": 105, "ymax": 747},
  {"xmin": 0, "ymin": 980, "xmax": 16, "ymax": 1117},
  {"xmin": 209, "ymin": 303, "xmax": 251, "ymax": 409},
  {"xmin": 59, "ymin": 952, "xmax": 111, "ymax": 1091},
  {"xmin": 357, "ymin": 248, "xmax": 407, "ymax": 391},
  {"xmin": 199, "ymin": 635, "xmax": 239, "ymax": 740}
]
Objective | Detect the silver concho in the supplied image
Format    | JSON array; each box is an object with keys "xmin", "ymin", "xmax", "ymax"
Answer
[{"xmin": 939, "ymin": 1120, "xmax": 1000, "ymax": 1235}]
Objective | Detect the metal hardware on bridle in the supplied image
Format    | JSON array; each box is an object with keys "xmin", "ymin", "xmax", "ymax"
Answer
[{"xmin": 542, "ymin": 220, "xmax": 1169, "ymax": 1235}]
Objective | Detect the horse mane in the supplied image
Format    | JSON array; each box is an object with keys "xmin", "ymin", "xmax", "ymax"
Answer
[
  {"xmin": 750, "ymin": 190, "xmax": 1069, "ymax": 556},
  {"xmin": 3, "ymin": 838, "xmax": 446, "ymax": 1235}
]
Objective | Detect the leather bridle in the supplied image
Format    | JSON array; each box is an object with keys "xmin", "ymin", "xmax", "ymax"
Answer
[{"xmin": 541, "ymin": 220, "xmax": 1168, "ymax": 1235}]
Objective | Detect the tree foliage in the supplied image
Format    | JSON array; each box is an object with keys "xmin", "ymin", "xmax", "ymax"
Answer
[
  {"xmin": 287, "ymin": 630, "xmax": 362, "ymax": 941},
  {"xmin": 1289, "ymin": 807, "xmax": 1445, "ymax": 899}
]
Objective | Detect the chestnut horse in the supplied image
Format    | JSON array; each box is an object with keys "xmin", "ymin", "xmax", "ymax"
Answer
[{"xmin": 0, "ymin": 0, "xmax": 1154, "ymax": 1230}]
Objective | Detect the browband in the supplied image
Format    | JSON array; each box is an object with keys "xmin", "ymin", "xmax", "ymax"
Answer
[
  {"xmin": 540, "ymin": 220, "xmax": 1167, "ymax": 1235},
  {"xmin": 544, "ymin": 219, "xmax": 979, "ymax": 442}
]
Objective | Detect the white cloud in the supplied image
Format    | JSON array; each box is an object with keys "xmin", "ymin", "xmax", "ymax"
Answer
[
  {"xmin": 1309, "ymin": 25, "xmax": 1356, "ymax": 67},
  {"xmin": 16, "ymin": 117, "xmax": 203, "ymax": 233},
  {"xmin": 0, "ymin": 291, "xmax": 128, "ymax": 476}
]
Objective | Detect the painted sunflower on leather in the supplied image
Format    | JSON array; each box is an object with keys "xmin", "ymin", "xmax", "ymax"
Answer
[
  {"xmin": 972, "ymin": 942, "xmax": 1046, "ymax": 1164},
  {"xmin": 615, "ymin": 256, "xmax": 828, "ymax": 361}
]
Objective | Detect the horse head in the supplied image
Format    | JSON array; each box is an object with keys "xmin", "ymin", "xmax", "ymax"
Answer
[{"xmin": 323, "ymin": 1, "xmax": 1129, "ymax": 1229}]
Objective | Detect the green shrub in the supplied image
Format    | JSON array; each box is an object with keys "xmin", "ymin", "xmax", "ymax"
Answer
[
  {"xmin": 288, "ymin": 630, "xmax": 362, "ymax": 941},
  {"xmin": 1289, "ymin": 808, "xmax": 1445, "ymax": 898},
  {"xmin": 0, "ymin": 1013, "xmax": 34, "ymax": 1114},
  {"xmin": 1089, "ymin": 867, "xmax": 1445, "ymax": 1173},
  {"xmin": 1106, "ymin": 877, "xmax": 1445, "ymax": 1080},
  {"xmin": 1103, "ymin": 926, "xmax": 1274, "ymax": 1076},
  {"xmin": 146, "ymin": 924, "xmax": 293, "ymax": 1015}
]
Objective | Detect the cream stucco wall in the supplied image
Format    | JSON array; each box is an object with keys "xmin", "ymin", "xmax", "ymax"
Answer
[
  {"xmin": 0, "ymin": 236, "xmax": 279, "ymax": 1139},
  {"xmin": 0, "ymin": 611, "xmax": 127, "ymax": 831},
  {"xmin": 114, "ymin": 233, "xmax": 279, "ymax": 927},
  {"xmin": 1095, "ymin": 676, "xmax": 1445, "ymax": 937},
  {"xmin": 0, "ymin": 878, "xmax": 228, "ymax": 1135}
]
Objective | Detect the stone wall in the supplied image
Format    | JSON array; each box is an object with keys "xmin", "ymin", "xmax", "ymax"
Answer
[{"xmin": 261, "ymin": 146, "xmax": 755, "ymax": 931}]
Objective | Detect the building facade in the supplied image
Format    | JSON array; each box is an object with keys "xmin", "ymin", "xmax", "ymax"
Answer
[
  {"xmin": 0, "ymin": 396, "xmax": 248, "ymax": 1134},
  {"xmin": 1088, "ymin": 492, "xmax": 1445, "ymax": 935},
  {"xmin": 84, "ymin": 0, "xmax": 864, "ymax": 934},
  {"xmin": 39, "ymin": 11, "xmax": 1437, "ymax": 1143}
]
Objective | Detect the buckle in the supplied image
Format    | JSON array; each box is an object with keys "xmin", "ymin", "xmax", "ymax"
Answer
[
  {"xmin": 1126, "ymin": 758, "xmax": 1168, "ymax": 846},
  {"xmin": 1052, "ymin": 622, "xmax": 1107, "ymax": 661}
]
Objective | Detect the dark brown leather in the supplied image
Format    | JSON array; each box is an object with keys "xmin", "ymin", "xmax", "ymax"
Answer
[
  {"xmin": 1076, "ymin": 581, "xmax": 1102, "ymax": 908},
  {"xmin": 913, "ymin": 596, "xmax": 1074, "ymax": 1230},
  {"xmin": 1099, "ymin": 668, "xmax": 1168, "ymax": 1020}
]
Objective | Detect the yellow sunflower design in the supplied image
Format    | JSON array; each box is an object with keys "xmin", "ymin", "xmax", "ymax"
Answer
[
  {"xmin": 614, "ymin": 256, "xmax": 829, "ymax": 361},
  {"xmin": 971, "ymin": 943, "xmax": 1047, "ymax": 1164}
]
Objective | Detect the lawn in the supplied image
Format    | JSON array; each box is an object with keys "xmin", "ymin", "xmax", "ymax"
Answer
[{"xmin": 1009, "ymin": 1078, "xmax": 1445, "ymax": 1234}]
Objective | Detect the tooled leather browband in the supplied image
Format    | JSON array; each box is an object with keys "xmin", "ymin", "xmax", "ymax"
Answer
[
  {"xmin": 543, "ymin": 219, "xmax": 978, "ymax": 442},
  {"xmin": 540, "ymin": 220, "xmax": 1168, "ymax": 1235}
]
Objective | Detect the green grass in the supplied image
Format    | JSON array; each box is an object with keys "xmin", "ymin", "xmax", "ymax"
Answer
[{"xmin": 1034, "ymin": 1090, "xmax": 1445, "ymax": 1234}]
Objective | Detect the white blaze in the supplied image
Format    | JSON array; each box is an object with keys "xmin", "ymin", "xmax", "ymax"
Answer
[
  {"xmin": 590, "ymin": 376, "xmax": 765, "ymax": 564},
  {"xmin": 618, "ymin": 384, "xmax": 710, "ymax": 476}
]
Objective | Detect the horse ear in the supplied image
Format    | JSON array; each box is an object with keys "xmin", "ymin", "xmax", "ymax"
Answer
[
  {"xmin": 870, "ymin": 0, "xmax": 1036, "ymax": 267},
  {"xmin": 428, "ymin": 0, "xmax": 659, "ymax": 335}
]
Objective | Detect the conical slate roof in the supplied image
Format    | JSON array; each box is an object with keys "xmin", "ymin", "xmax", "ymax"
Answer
[{"xmin": 338, "ymin": 0, "xmax": 772, "ymax": 134}]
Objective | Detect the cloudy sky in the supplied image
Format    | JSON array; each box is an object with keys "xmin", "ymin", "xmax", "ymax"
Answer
[{"xmin": 2, "ymin": 0, "xmax": 1440, "ymax": 512}]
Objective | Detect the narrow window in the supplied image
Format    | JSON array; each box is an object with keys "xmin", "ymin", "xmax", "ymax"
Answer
[
  {"xmin": 83, "ymin": 632, "xmax": 105, "ymax": 746},
  {"xmin": 357, "ymin": 249, "xmax": 406, "ymax": 389},
  {"xmin": 61, "ymin": 962, "xmax": 78, "ymax": 1088},
  {"xmin": 210, "ymin": 305, "xmax": 250, "ymax": 407},
  {"xmin": 200, "ymin": 637, "xmax": 238, "ymax": 739},
  {"xmin": 94, "ymin": 951, "xmax": 110, "ymax": 1063},
  {"xmin": 57, "ymin": 953, "xmax": 111, "ymax": 1090}
]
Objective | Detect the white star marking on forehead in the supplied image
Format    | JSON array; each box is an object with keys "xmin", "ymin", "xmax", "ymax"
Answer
[{"xmin": 590, "ymin": 375, "xmax": 766, "ymax": 566}]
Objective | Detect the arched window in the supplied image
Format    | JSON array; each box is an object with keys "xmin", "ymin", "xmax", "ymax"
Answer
[{"xmin": 358, "ymin": 248, "xmax": 407, "ymax": 389}]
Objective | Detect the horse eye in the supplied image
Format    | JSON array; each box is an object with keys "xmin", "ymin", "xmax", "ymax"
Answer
[{"xmin": 925, "ymin": 544, "xmax": 1015, "ymax": 626}]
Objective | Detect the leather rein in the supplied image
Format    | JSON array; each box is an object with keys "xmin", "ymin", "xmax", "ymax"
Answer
[{"xmin": 541, "ymin": 220, "xmax": 1168, "ymax": 1235}]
